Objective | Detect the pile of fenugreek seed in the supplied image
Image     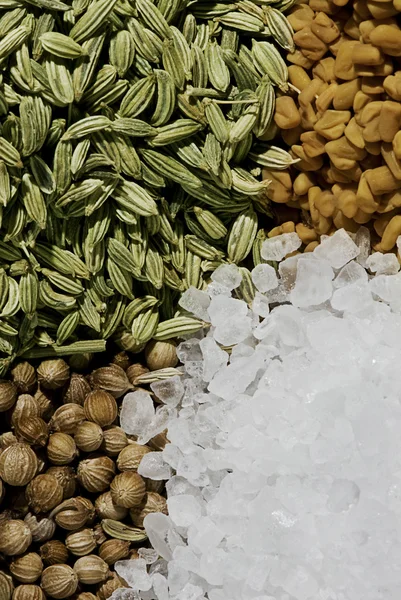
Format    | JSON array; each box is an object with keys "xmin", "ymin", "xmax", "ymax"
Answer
[
  {"xmin": 260, "ymin": 0, "xmax": 401, "ymax": 253},
  {"xmin": 0, "ymin": 344, "xmax": 176, "ymax": 599},
  {"xmin": 0, "ymin": 0, "xmax": 304, "ymax": 373}
]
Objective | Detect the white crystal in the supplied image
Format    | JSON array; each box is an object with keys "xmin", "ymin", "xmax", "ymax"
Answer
[
  {"xmin": 252, "ymin": 291, "xmax": 271, "ymax": 318},
  {"xmin": 168, "ymin": 494, "xmax": 202, "ymax": 528},
  {"xmin": 355, "ymin": 226, "xmax": 371, "ymax": 267},
  {"xmin": 115, "ymin": 559, "xmax": 152, "ymax": 591},
  {"xmin": 138, "ymin": 452, "xmax": 172, "ymax": 480},
  {"xmin": 290, "ymin": 257, "xmax": 334, "ymax": 307},
  {"xmin": 120, "ymin": 391, "xmax": 154, "ymax": 436},
  {"xmin": 251, "ymin": 263, "xmax": 279, "ymax": 293},
  {"xmin": 211, "ymin": 263, "xmax": 242, "ymax": 289},
  {"xmin": 150, "ymin": 376, "xmax": 184, "ymax": 407},
  {"xmin": 179, "ymin": 287, "xmax": 210, "ymax": 321},
  {"xmin": 199, "ymin": 337, "xmax": 228, "ymax": 382},
  {"xmin": 366, "ymin": 252, "xmax": 400, "ymax": 275},
  {"xmin": 261, "ymin": 232, "xmax": 302, "ymax": 261},
  {"xmin": 207, "ymin": 295, "xmax": 247, "ymax": 326},
  {"xmin": 313, "ymin": 228, "xmax": 359, "ymax": 269}
]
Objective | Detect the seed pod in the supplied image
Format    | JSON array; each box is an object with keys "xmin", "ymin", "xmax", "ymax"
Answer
[
  {"xmin": 10, "ymin": 362, "xmax": 36, "ymax": 394},
  {"xmin": 0, "ymin": 444, "xmax": 38, "ymax": 486},
  {"xmin": 26, "ymin": 475, "xmax": 64, "ymax": 514},
  {"xmin": 95, "ymin": 491, "xmax": 128, "ymax": 521},
  {"xmin": 46, "ymin": 466, "xmax": 76, "ymax": 499},
  {"xmin": 50, "ymin": 404, "xmax": 85, "ymax": 435},
  {"xmin": 0, "ymin": 380, "xmax": 17, "ymax": 412},
  {"xmin": 117, "ymin": 443, "xmax": 152, "ymax": 472},
  {"xmin": 47, "ymin": 433, "xmax": 77, "ymax": 465},
  {"xmin": 91, "ymin": 364, "xmax": 132, "ymax": 398},
  {"xmin": 73, "ymin": 594, "xmax": 97, "ymax": 600},
  {"xmin": 99, "ymin": 539, "xmax": 130, "ymax": 565},
  {"xmin": 75, "ymin": 421, "xmax": 103, "ymax": 452},
  {"xmin": 145, "ymin": 339, "xmax": 178, "ymax": 370},
  {"xmin": 51, "ymin": 497, "xmax": 94, "ymax": 531},
  {"xmin": 62, "ymin": 373, "xmax": 91, "ymax": 406},
  {"xmin": 37, "ymin": 360, "xmax": 70, "ymax": 390},
  {"xmin": 110, "ymin": 471, "xmax": 146, "ymax": 508},
  {"xmin": 12, "ymin": 585, "xmax": 45, "ymax": 600},
  {"xmin": 73, "ymin": 555, "xmax": 110, "ymax": 585},
  {"xmin": 41, "ymin": 564, "xmax": 78, "ymax": 599},
  {"xmin": 0, "ymin": 570, "xmax": 14, "ymax": 600},
  {"xmin": 15, "ymin": 417, "xmax": 48, "ymax": 447},
  {"xmin": 11, "ymin": 395, "xmax": 40, "ymax": 427},
  {"xmin": 24, "ymin": 514, "xmax": 56, "ymax": 543},
  {"xmin": 101, "ymin": 426, "xmax": 128, "ymax": 456},
  {"xmin": 96, "ymin": 572, "xmax": 126, "ymax": 600},
  {"xmin": 77, "ymin": 456, "xmax": 115, "ymax": 493},
  {"xmin": 130, "ymin": 492, "xmax": 168, "ymax": 528},
  {"xmin": 0, "ymin": 520, "xmax": 32, "ymax": 556},
  {"xmin": 83, "ymin": 390, "xmax": 118, "ymax": 427},
  {"xmin": 10, "ymin": 553, "xmax": 43, "ymax": 583},
  {"xmin": 126, "ymin": 363, "xmax": 149, "ymax": 385},
  {"xmin": 65, "ymin": 529, "xmax": 96, "ymax": 557},
  {"xmin": 39, "ymin": 540, "xmax": 69, "ymax": 566}
]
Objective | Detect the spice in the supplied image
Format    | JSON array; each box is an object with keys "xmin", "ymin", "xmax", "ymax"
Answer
[
  {"xmin": 91, "ymin": 365, "xmax": 133, "ymax": 398},
  {"xmin": 95, "ymin": 492, "xmax": 128, "ymax": 522},
  {"xmin": 37, "ymin": 361, "xmax": 70, "ymax": 391},
  {"xmin": 46, "ymin": 466, "xmax": 76, "ymax": 499},
  {"xmin": 24, "ymin": 514, "xmax": 56, "ymax": 543},
  {"xmin": 0, "ymin": 381, "xmax": 17, "ymax": 412},
  {"xmin": 49, "ymin": 404, "xmax": 85, "ymax": 435},
  {"xmin": 12, "ymin": 585, "xmax": 46, "ymax": 600},
  {"xmin": 73, "ymin": 555, "xmax": 110, "ymax": 585},
  {"xmin": 145, "ymin": 340, "xmax": 179, "ymax": 370},
  {"xmin": 0, "ymin": 520, "xmax": 32, "ymax": 556},
  {"xmin": 15, "ymin": 417, "xmax": 49, "ymax": 447},
  {"xmin": 41, "ymin": 564, "xmax": 78, "ymax": 599},
  {"xmin": 0, "ymin": 570, "xmax": 14, "ymax": 600},
  {"xmin": 11, "ymin": 363, "xmax": 36, "ymax": 394},
  {"xmin": 39, "ymin": 541, "xmax": 69, "ymax": 566},
  {"xmin": 47, "ymin": 433, "xmax": 77, "ymax": 465},
  {"xmin": 0, "ymin": 444, "xmax": 38, "ymax": 486},
  {"xmin": 101, "ymin": 426, "xmax": 128, "ymax": 456},
  {"xmin": 65, "ymin": 529, "xmax": 97, "ymax": 557},
  {"xmin": 10, "ymin": 553, "xmax": 43, "ymax": 584},
  {"xmin": 98, "ymin": 539, "xmax": 130, "ymax": 565},
  {"xmin": 26, "ymin": 475, "xmax": 64, "ymax": 514},
  {"xmin": 83, "ymin": 390, "xmax": 118, "ymax": 427},
  {"xmin": 110, "ymin": 471, "xmax": 147, "ymax": 509},
  {"xmin": 117, "ymin": 443, "xmax": 152, "ymax": 472},
  {"xmin": 75, "ymin": 421, "xmax": 104, "ymax": 452},
  {"xmin": 77, "ymin": 456, "xmax": 116, "ymax": 493}
]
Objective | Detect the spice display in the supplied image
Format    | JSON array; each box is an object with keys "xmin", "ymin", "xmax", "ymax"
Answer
[{"xmin": 0, "ymin": 355, "xmax": 169, "ymax": 597}]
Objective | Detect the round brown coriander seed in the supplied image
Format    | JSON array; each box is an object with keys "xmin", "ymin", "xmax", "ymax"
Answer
[
  {"xmin": 37, "ymin": 359, "xmax": 70, "ymax": 390},
  {"xmin": 41, "ymin": 564, "xmax": 78, "ymax": 599},
  {"xmin": 10, "ymin": 552, "xmax": 43, "ymax": 583},
  {"xmin": 26, "ymin": 474, "xmax": 64, "ymax": 514},
  {"xmin": 0, "ymin": 520, "xmax": 32, "ymax": 556},
  {"xmin": 84, "ymin": 390, "xmax": 118, "ymax": 427},
  {"xmin": 65, "ymin": 529, "xmax": 96, "ymax": 557},
  {"xmin": 98, "ymin": 539, "xmax": 130, "ymax": 565},
  {"xmin": 12, "ymin": 584, "xmax": 46, "ymax": 600},
  {"xmin": 47, "ymin": 433, "xmax": 77, "ymax": 465},
  {"xmin": 0, "ymin": 380, "xmax": 17, "ymax": 412},
  {"xmin": 11, "ymin": 361, "xmax": 36, "ymax": 394},
  {"xmin": 101, "ymin": 426, "xmax": 128, "ymax": 456},
  {"xmin": 0, "ymin": 570, "xmax": 14, "ymax": 600},
  {"xmin": 73, "ymin": 555, "xmax": 110, "ymax": 585},
  {"xmin": 24, "ymin": 514, "xmax": 56, "ymax": 543},
  {"xmin": 94, "ymin": 491, "xmax": 128, "ymax": 521},
  {"xmin": 110, "ymin": 471, "xmax": 146, "ymax": 508},
  {"xmin": 145, "ymin": 339, "xmax": 178, "ymax": 370},
  {"xmin": 46, "ymin": 466, "xmax": 76, "ymax": 499},
  {"xmin": 0, "ymin": 443, "xmax": 38, "ymax": 486},
  {"xmin": 39, "ymin": 540, "xmax": 69, "ymax": 566},
  {"xmin": 77, "ymin": 456, "xmax": 115, "ymax": 493},
  {"xmin": 74, "ymin": 421, "xmax": 103, "ymax": 452},
  {"xmin": 62, "ymin": 373, "xmax": 91, "ymax": 406},
  {"xmin": 15, "ymin": 417, "xmax": 48, "ymax": 447},
  {"xmin": 116, "ymin": 442, "xmax": 152, "ymax": 471},
  {"xmin": 49, "ymin": 404, "xmax": 85, "ymax": 435}
]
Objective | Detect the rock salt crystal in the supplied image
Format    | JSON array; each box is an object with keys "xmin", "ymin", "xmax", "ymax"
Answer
[{"xmin": 120, "ymin": 229, "xmax": 401, "ymax": 600}]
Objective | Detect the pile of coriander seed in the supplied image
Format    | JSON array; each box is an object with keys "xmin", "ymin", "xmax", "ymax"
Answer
[{"xmin": 0, "ymin": 339, "xmax": 177, "ymax": 600}]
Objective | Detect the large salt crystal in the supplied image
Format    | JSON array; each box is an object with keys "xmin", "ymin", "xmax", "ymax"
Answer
[
  {"xmin": 313, "ymin": 228, "xmax": 359, "ymax": 268},
  {"xmin": 179, "ymin": 287, "xmax": 210, "ymax": 321},
  {"xmin": 261, "ymin": 232, "xmax": 302, "ymax": 261},
  {"xmin": 119, "ymin": 228, "xmax": 401, "ymax": 600}
]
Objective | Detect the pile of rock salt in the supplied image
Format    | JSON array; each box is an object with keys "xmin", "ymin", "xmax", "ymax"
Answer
[{"xmin": 116, "ymin": 228, "xmax": 401, "ymax": 600}]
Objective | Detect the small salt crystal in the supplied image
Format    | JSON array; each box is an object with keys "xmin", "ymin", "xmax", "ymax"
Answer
[
  {"xmin": 150, "ymin": 376, "xmax": 184, "ymax": 407},
  {"xmin": 208, "ymin": 295, "xmax": 247, "ymax": 326},
  {"xmin": 251, "ymin": 263, "xmax": 279, "ymax": 293},
  {"xmin": 333, "ymin": 261, "xmax": 368, "ymax": 288},
  {"xmin": 138, "ymin": 452, "xmax": 172, "ymax": 480},
  {"xmin": 179, "ymin": 287, "xmax": 210, "ymax": 321},
  {"xmin": 261, "ymin": 232, "xmax": 302, "ymax": 261},
  {"xmin": 115, "ymin": 559, "xmax": 152, "ymax": 591},
  {"xmin": 355, "ymin": 226, "xmax": 371, "ymax": 267},
  {"xmin": 120, "ymin": 391, "xmax": 154, "ymax": 437},
  {"xmin": 211, "ymin": 263, "xmax": 242, "ymax": 289},
  {"xmin": 167, "ymin": 494, "xmax": 202, "ymax": 528},
  {"xmin": 290, "ymin": 257, "xmax": 334, "ymax": 307},
  {"xmin": 313, "ymin": 228, "xmax": 359, "ymax": 269},
  {"xmin": 152, "ymin": 574, "xmax": 169, "ymax": 600},
  {"xmin": 366, "ymin": 252, "xmax": 400, "ymax": 275},
  {"xmin": 138, "ymin": 548, "xmax": 159, "ymax": 564},
  {"xmin": 252, "ymin": 291, "xmax": 270, "ymax": 318},
  {"xmin": 199, "ymin": 337, "xmax": 228, "ymax": 382}
]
